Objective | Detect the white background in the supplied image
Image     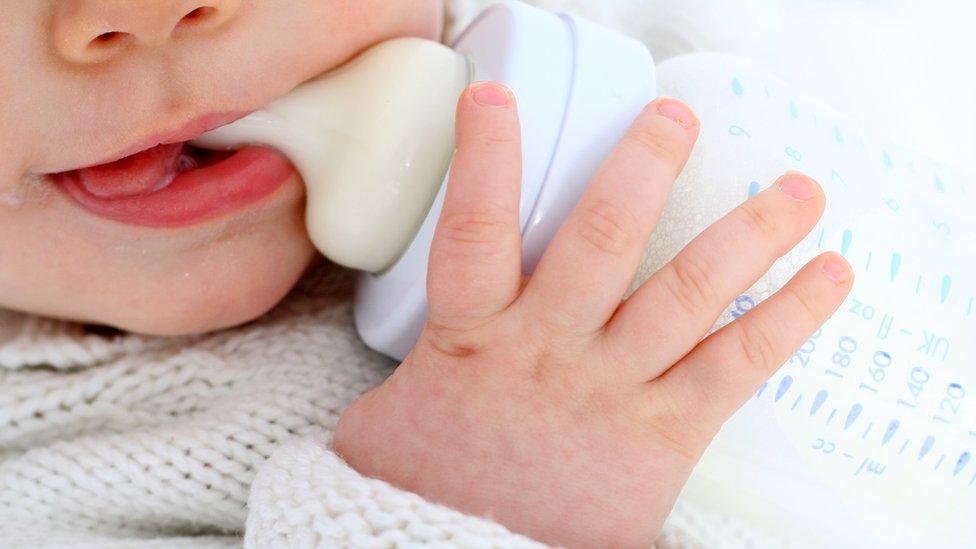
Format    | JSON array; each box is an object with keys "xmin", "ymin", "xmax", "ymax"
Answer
[{"xmin": 449, "ymin": 0, "xmax": 976, "ymax": 175}]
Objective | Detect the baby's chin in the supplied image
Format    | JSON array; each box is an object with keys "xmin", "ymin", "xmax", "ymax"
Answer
[{"xmin": 90, "ymin": 227, "xmax": 319, "ymax": 337}]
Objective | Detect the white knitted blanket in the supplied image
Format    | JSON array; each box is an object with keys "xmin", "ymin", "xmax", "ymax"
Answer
[
  {"xmin": 0, "ymin": 262, "xmax": 775, "ymax": 548},
  {"xmin": 11, "ymin": 1, "xmax": 959, "ymax": 547}
]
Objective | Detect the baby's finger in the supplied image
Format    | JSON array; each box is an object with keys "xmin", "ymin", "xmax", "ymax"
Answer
[
  {"xmin": 427, "ymin": 83, "xmax": 524, "ymax": 332},
  {"xmin": 653, "ymin": 253, "xmax": 853, "ymax": 434},
  {"xmin": 603, "ymin": 173, "xmax": 825, "ymax": 381},
  {"xmin": 518, "ymin": 99, "xmax": 699, "ymax": 336}
]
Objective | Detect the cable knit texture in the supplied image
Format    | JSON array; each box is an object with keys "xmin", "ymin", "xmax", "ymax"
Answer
[
  {"xmin": 0, "ymin": 2, "xmax": 798, "ymax": 548},
  {"xmin": 0, "ymin": 257, "xmax": 783, "ymax": 548}
]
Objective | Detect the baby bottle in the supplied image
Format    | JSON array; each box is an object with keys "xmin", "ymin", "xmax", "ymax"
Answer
[
  {"xmin": 650, "ymin": 53, "xmax": 975, "ymax": 549},
  {"xmin": 194, "ymin": 2, "xmax": 975, "ymax": 547}
]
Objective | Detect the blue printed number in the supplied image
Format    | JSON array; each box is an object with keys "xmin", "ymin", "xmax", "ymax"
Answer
[
  {"xmin": 731, "ymin": 295, "xmax": 757, "ymax": 319},
  {"xmin": 791, "ymin": 329, "xmax": 823, "ymax": 367},
  {"xmin": 729, "ymin": 125, "xmax": 751, "ymax": 138}
]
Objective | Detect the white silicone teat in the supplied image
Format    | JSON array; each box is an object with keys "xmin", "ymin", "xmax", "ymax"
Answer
[{"xmin": 193, "ymin": 38, "xmax": 470, "ymax": 273}]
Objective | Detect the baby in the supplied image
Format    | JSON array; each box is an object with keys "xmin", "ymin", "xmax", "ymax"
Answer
[{"xmin": 0, "ymin": 1, "xmax": 853, "ymax": 547}]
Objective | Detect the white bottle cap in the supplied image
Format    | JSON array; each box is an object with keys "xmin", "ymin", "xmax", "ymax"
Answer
[{"xmin": 354, "ymin": 1, "xmax": 656, "ymax": 360}]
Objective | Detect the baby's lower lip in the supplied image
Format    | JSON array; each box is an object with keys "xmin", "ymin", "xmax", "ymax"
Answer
[{"xmin": 51, "ymin": 143, "xmax": 296, "ymax": 228}]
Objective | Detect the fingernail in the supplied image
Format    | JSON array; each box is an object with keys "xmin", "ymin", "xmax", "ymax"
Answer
[
  {"xmin": 777, "ymin": 173, "xmax": 817, "ymax": 201},
  {"xmin": 472, "ymin": 82, "xmax": 511, "ymax": 107},
  {"xmin": 822, "ymin": 254, "xmax": 852, "ymax": 283},
  {"xmin": 656, "ymin": 98, "xmax": 698, "ymax": 129}
]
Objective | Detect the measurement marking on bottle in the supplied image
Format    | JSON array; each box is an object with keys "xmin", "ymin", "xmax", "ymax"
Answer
[
  {"xmin": 748, "ymin": 181, "xmax": 760, "ymax": 199},
  {"xmin": 941, "ymin": 276, "xmax": 953, "ymax": 304},
  {"xmin": 883, "ymin": 150, "xmax": 894, "ymax": 170},
  {"xmin": 918, "ymin": 436, "xmax": 936, "ymax": 461},
  {"xmin": 954, "ymin": 452, "xmax": 971, "ymax": 476},
  {"xmin": 731, "ymin": 77, "xmax": 744, "ymax": 96},
  {"xmin": 845, "ymin": 404, "xmax": 863, "ymax": 430},
  {"xmin": 705, "ymin": 73, "xmax": 975, "ymax": 503},
  {"xmin": 890, "ymin": 253, "xmax": 902, "ymax": 282},
  {"xmin": 775, "ymin": 376, "xmax": 793, "ymax": 402},
  {"xmin": 882, "ymin": 421, "xmax": 900, "ymax": 445},
  {"xmin": 841, "ymin": 230, "xmax": 853, "ymax": 256},
  {"xmin": 810, "ymin": 390, "xmax": 828, "ymax": 416}
]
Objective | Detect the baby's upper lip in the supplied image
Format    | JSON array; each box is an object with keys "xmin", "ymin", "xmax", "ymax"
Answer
[{"xmin": 80, "ymin": 111, "xmax": 252, "ymax": 171}]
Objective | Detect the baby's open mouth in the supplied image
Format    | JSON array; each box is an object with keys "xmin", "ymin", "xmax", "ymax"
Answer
[
  {"xmin": 68, "ymin": 143, "xmax": 234, "ymax": 198},
  {"xmin": 51, "ymin": 124, "xmax": 296, "ymax": 228}
]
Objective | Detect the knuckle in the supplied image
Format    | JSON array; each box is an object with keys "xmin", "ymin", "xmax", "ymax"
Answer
[
  {"xmin": 423, "ymin": 319, "xmax": 483, "ymax": 360},
  {"xmin": 597, "ymin": 333, "xmax": 634, "ymax": 372},
  {"xmin": 532, "ymin": 304, "xmax": 589, "ymax": 342},
  {"xmin": 624, "ymin": 122, "xmax": 687, "ymax": 169},
  {"xmin": 645, "ymin": 390, "xmax": 712, "ymax": 461},
  {"xmin": 439, "ymin": 208, "xmax": 512, "ymax": 258},
  {"xmin": 780, "ymin": 284, "xmax": 823, "ymax": 327},
  {"xmin": 739, "ymin": 200, "xmax": 784, "ymax": 243},
  {"xmin": 575, "ymin": 199, "xmax": 640, "ymax": 257},
  {"xmin": 469, "ymin": 125, "xmax": 519, "ymax": 149},
  {"xmin": 734, "ymin": 315, "xmax": 783, "ymax": 372},
  {"xmin": 663, "ymin": 252, "xmax": 720, "ymax": 316},
  {"xmin": 648, "ymin": 422, "xmax": 703, "ymax": 463}
]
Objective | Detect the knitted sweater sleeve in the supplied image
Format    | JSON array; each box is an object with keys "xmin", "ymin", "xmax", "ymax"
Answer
[
  {"xmin": 243, "ymin": 436, "xmax": 791, "ymax": 549},
  {"xmin": 245, "ymin": 437, "xmax": 545, "ymax": 548}
]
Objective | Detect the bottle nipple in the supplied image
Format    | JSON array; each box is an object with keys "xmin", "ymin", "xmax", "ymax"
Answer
[{"xmin": 193, "ymin": 38, "xmax": 471, "ymax": 273}]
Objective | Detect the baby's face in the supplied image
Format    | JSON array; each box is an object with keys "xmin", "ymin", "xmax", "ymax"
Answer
[{"xmin": 0, "ymin": 0, "xmax": 442, "ymax": 334}]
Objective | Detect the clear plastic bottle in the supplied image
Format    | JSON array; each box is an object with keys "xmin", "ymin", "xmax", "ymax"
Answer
[{"xmin": 651, "ymin": 53, "xmax": 975, "ymax": 549}]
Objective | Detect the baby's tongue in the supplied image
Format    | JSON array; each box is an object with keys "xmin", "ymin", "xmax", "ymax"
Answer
[{"xmin": 76, "ymin": 143, "xmax": 187, "ymax": 198}]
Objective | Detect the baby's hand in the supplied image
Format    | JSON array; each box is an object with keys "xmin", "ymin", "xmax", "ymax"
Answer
[{"xmin": 335, "ymin": 83, "xmax": 853, "ymax": 547}]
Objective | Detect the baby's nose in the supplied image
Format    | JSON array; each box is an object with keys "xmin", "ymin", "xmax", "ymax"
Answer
[{"xmin": 52, "ymin": 0, "xmax": 241, "ymax": 64}]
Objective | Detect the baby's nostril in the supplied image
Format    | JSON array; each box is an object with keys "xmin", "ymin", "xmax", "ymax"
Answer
[
  {"xmin": 93, "ymin": 31, "xmax": 124, "ymax": 44},
  {"xmin": 179, "ymin": 6, "xmax": 217, "ymax": 25},
  {"xmin": 88, "ymin": 31, "xmax": 131, "ymax": 51}
]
